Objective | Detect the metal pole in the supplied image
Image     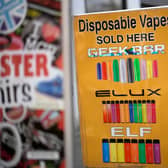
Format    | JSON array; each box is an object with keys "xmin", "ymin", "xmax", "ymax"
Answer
[{"xmin": 62, "ymin": 0, "xmax": 74, "ymax": 168}]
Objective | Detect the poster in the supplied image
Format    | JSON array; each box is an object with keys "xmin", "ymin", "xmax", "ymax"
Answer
[
  {"xmin": 74, "ymin": 7, "xmax": 168, "ymax": 168},
  {"xmin": 0, "ymin": 0, "xmax": 64, "ymax": 167}
]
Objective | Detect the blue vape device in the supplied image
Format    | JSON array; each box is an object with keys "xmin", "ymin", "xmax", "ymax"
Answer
[
  {"xmin": 102, "ymin": 139, "xmax": 110, "ymax": 162},
  {"xmin": 97, "ymin": 63, "xmax": 102, "ymax": 80},
  {"xmin": 129, "ymin": 101, "xmax": 134, "ymax": 123}
]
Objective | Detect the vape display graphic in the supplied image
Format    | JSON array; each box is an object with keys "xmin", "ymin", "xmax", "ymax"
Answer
[
  {"xmin": 102, "ymin": 138, "xmax": 161, "ymax": 164},
  {"xmin": 97, "ymin": 59, "xmax": 158, "ymax": 83},
  {"xmin": 102, "ymin": 100, "xmax": 156, "ymax": 123}
]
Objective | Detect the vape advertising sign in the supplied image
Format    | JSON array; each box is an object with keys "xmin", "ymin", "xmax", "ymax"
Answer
[{"xmin": 74, "ymin": 7, "xmax": 168, "ymax": 168}]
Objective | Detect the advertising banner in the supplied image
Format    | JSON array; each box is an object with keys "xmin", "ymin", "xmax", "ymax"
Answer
[
  {"xmin": 0, "ymin": 0, "xmax": 64, "ymax": 167},
  {"xmin": 74, "ymin": 7, "xmax": 168, "ymax": 168}
]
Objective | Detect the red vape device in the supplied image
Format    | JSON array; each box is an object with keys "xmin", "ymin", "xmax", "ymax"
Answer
[
  {"xmin": 124, "ymin": 139, "xmax": 131, "ymax": 162},
  {"xmin": 116, "ymin": 101, "xmax": 120, "ymax": 123},
  {"xmin": 131, "ymin": 139, "xmax": 139, "ymax": 163},
  {"xmin": 102, "ymin": 101, "xmax": 108, "ymax": 123},
  {"xmin": 102, "ymin": 62, "xmax": 107, "ymax": 80},
  {"xmin": 146, "ymin": 139, "xmax": 154, "ymax": 163},
  {"xmin": 151, "ymin": 100, "xmax": 156, "ymax": 123}
]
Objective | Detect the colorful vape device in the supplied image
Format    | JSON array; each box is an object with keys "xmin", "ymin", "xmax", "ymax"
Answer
[
  {"xmin": 124, "ymin": 100, "xmax": 130, "ymax": 122},
  {"xmin": 97, "ymin": 63, "xmax": 102, "ymax": 80},
  {"xmin": 124, "ymin": 139, "xmax": 131, "ymax": 163},
  {"xmin": 102, "ymin": 139, "xmax": 110, "ymax": 162},
  {"xmin": 102, "ymin": 62, "xmax": 107, "ymax": 80},
  {"xmin": 129, "ymin": 100, "xmax": 134, "ymax": 123},
  {"xmin": 111, "ymin": 101, "xmax": 116, "ymax": 123},
  {"xmin": 131, "ymin": 139, "xmax": 139, "ymax": 163},
  {"xmin": 153, "ymin": 60, "xmax": 158, "ymax": 78},
  {"xmin": 147, "ymin": 100, "xmax": 152, "ymax": 123},
  {"xmin": 153, "ymin": 139, "xmax": 161, "ymax": 164},
  {"xmin": 116, "ymin": 101, "xmax": 120, "ymax": 123},
  {"xmin": 146, "ymin": 139, "xmax": 154, "ymax": 163},
  {"xmin": 102, "ymin": 101, "xmax": 108, "ymax": 123},
  {"xmin": 127, "ymin": 58, "xmax": 134, "ymax": 83},
  {"xmin": 138, "ymin": 100, "xmax": 143, "ymax": 123},
  {"xmin": 142, "ymin": 100, "xmax": 147, "ymax": 123},
  {"xmin": 107, "ymin": 101, "xmax": 112, "ymax": 123},
  {"xmin": 152, "ymin": 100, "xmax": 156, "ymax": 123},
  {"xmin": 117, "ymin": 139, "xmax": 125, "ymax": 162},
  {"xmin": 120, "ymin": 100, "xmax": 125, "ymax": 122},
  {"xmin": 110, "ymin": 139, "xmax": 117, "ymax": 162},
  {"xmin": 133, "ymin": 100, "xmax": 138, "ymax": 123},
  {"xmin": 139, "ymin": 139, "xmax": 146, "ymax": 163},
  {"xmin": 120, "ymin": 59, "xmax": 127, "ymax": 83},
  {"xmin": 108, "ymin": 61, "xmax": 113, "ymax": 80},
  {"xmin": 134, "ymin": 58, "xmax": 141, "ymax": 81},
  {"xmin": 113, "ymin": 59, "xmax": 120, "ymax": 82}
]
